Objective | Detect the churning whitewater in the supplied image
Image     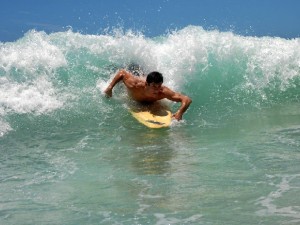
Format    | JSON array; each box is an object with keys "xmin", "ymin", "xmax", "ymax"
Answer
[
  {"xmin": 1, "ymin": 26, "xmax": 300, "ymax": 225},
  {"xmin": 0, "ymin": 26, "xmax": 299, "ymax": 136}
]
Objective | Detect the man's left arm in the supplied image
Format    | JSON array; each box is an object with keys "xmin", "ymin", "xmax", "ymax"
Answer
[{"xmin": 164, "ymin": 88, "xmax": 192, "ymax": 120}]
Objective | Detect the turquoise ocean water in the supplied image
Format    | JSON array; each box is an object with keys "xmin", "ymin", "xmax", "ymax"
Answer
[{"xmin": 1, "ymin": 26, "xmax": 300, "ymax": 224}]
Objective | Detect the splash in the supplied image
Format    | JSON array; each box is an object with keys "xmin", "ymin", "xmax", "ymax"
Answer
[{"xmin": 0, "ymin": 26, "xmax": 299, "ymax": 136}]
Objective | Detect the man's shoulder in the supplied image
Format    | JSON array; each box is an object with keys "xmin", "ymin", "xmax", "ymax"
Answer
[
  {"xmin": 162, "ymin": 85, "xmax": 175, "ymax": 95},
  {"xmin": 119, "ymin": 69, "xmax": 130, "ymax": 75},
  {"xmin": 119, "ymin": 69, "xmax": 133, "ymax": 80}
]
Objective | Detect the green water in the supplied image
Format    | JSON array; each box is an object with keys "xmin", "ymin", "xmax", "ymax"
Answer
[
  {"xmin": 1, "ymin": 103, "xmax": 300, "ymax": 224},
  {"xmin": 1, "ymin": 27, "xmax": 300, "ymax": 224}
]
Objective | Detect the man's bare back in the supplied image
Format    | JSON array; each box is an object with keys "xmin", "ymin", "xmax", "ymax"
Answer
[{"xmin": 104, "ymin": 69, "xmax": 192, "ymax": 120}]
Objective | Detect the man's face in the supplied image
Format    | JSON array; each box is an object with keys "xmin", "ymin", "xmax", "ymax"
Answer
[{"xmin": 147, "ymin": 82, "xmax": 163, "ymax": 94}]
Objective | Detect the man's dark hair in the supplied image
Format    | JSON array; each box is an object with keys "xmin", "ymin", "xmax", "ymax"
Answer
[{"xmin": 146, "ymin": 71, "xmax": 163, "ymax": 84}]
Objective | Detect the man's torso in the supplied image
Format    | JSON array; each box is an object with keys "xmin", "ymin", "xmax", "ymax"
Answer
[{"xmin": 122, "ymin": 73, "xmax": 165, "ymax": 102}]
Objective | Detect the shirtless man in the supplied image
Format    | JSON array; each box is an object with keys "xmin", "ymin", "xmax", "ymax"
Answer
[{"xmin": 104, "ymin": 69, "xmax": 192, "ymax": 120}]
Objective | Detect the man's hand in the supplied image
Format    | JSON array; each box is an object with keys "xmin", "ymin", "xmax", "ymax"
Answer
[
  {"xmin": 172, "ymin": 111, "xmax": 183, "ymax": 121},
  {"xmin": 103, "ymin": 70, "xmax": 127, "ymax": 98},
  {"xmin": 104, "ymin": 87, "xmax": 112, "ymax": 97},
  {"xmin": 164, "ymin": 88, "xmax": 191, "ymax": 121}
]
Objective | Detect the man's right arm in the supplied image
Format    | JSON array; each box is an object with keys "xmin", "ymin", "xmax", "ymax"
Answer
[{"xmin": 104, "ymin": 69, "xmax": 127, "ymax": 97}]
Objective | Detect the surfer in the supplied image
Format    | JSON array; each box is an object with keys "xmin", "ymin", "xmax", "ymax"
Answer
[{"xmin": 104, "ymin": 69, "xmax": 192, "ymax": 120}]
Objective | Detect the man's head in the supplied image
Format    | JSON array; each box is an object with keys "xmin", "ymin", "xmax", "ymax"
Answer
[
  {"xmin": 146, "ymin": 72, "xmax": 163, "ymax": 94},
  {"xmin": 146, "ymin": 71, "xmax": 163, "ymax": 85}
]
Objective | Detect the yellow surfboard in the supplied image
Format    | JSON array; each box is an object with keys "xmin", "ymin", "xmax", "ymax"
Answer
[{"xmin": 130, "ymin": 102, "xmax": 172, "ymax": 128}]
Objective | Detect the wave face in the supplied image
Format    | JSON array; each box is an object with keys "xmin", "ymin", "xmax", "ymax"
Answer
[
  {"xmin": 1, "ymin": 26, "xmax": 300, "ymax": 225},
  {"xmin": 0, "ymin": 26, "xmax": 299, "ymax": 135}
]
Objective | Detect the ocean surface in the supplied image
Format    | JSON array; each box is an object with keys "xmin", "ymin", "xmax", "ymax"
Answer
[{"xmin": 0, "ymin": 26, "xmax": 300, "ymax": 224}]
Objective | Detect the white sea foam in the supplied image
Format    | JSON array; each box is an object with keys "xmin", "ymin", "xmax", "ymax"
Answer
[
  {"xmin": 154, "ymin": 213, "xmax": 203, "ymax": 225},
  {"xmin": 22, "ymin": 153, "xmax": 77, "ymax": 187},
  {"xmin": 0, "ymin": 30, "xmax": 69, "ymax": 136},
  {"xmin": 97, "ymin": 79, "xmax": 110, "ymax": 94},
  {"xmin": 0, "ymin": 76, "xmax": 65, "ymax": 136},
  {"xmin": 256, "ymin": 174, "xmax": 300, "ymax": 220},
  {"xmin": 40, "ymin": 26, "xmax": 300, "ymax": 96},
  {"xmin": 0, "ymin": 30, "xmax": 67, "ymax": 74},
  {"xmin": 90, "ymin": 26, "xmax": 300, "ymax": 93},
  {"xmin": 1, "ymin": 26, "xmax": 299, "ymax": 136},
  {"xmin": 0, "ymin": 76, "xmax": 63, "ymax": 114},
  {"xmin": 3, "ymin": 27, "xmax": 298, "ymax": 91},
  {"xmin": 0, "ymin": 119, "xmax": 12, "ymax": 137}
]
